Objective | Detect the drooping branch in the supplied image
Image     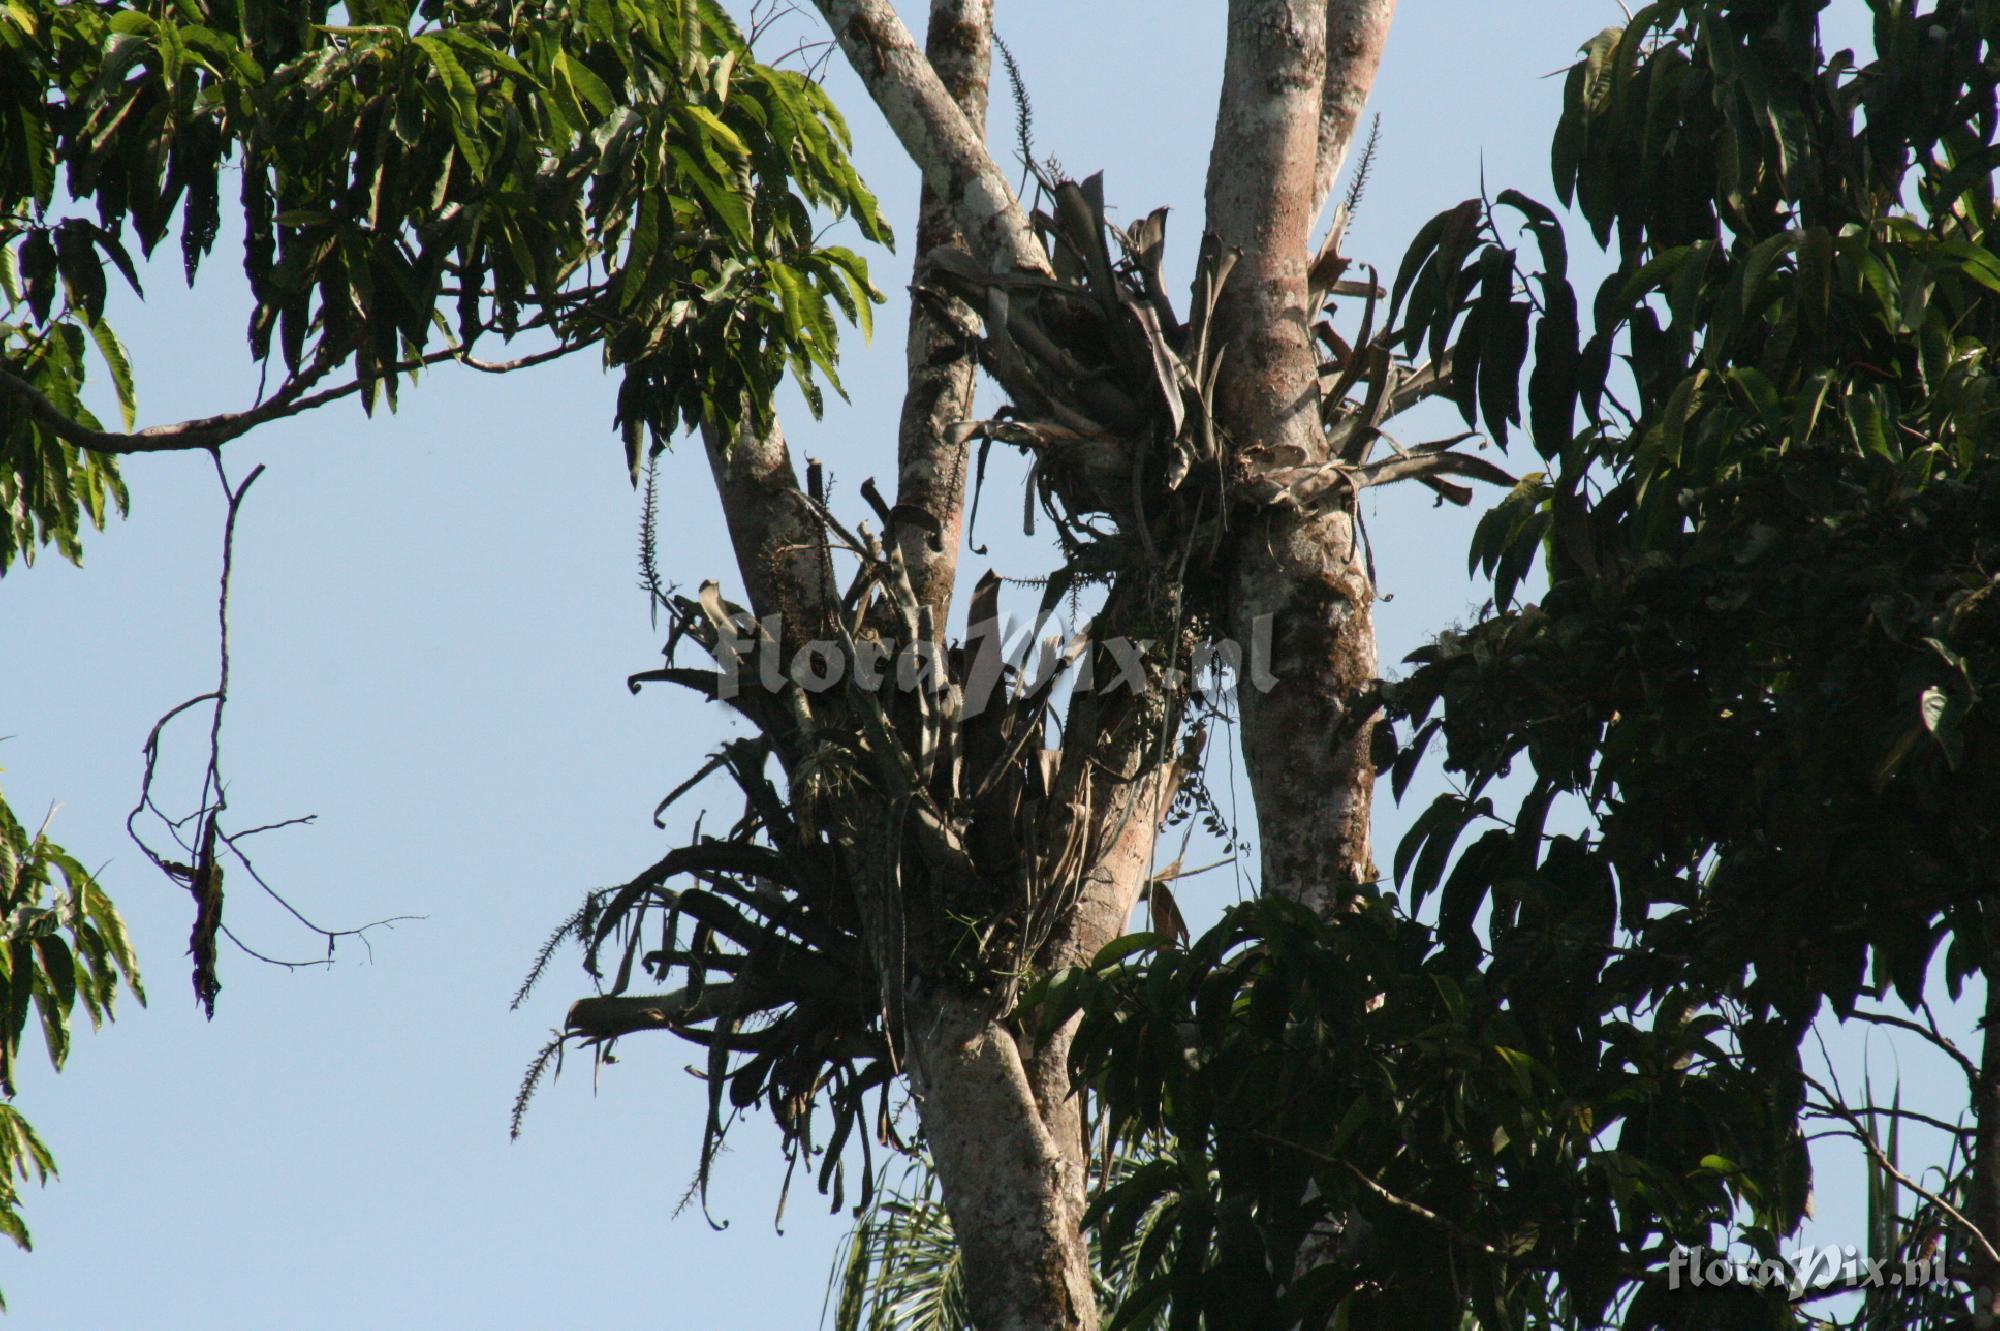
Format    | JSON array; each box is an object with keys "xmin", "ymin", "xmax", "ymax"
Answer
[
  {"xmin": 0, "ymin": 335, "xmax": 584, "ymax": 458},
  {"xmin": 807, "ymin": 0, "xmax": 1048, "ymax": 276},
  {"xmin": 1311, "ymin": 1, "xmax": 1399, "ymax": 229},
  {"xmin": 123, "ymin": 458, "xmax": 415, "ymax": 1013}
]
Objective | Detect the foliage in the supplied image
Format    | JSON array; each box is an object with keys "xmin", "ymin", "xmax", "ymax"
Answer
[
  {"xmin": 520, "ymin": 150, "xmax": 1504, "ymax": 1234},
  {"xmin": 0, "ymin": 0, "xmax": 888, "ymax": 572},
  {"xmin": 1041, "ymin": 0, "xmax": 2000, "ymax": 1327},
  {"xmin": 829, "ymin": 1159, "xmax": 972, "ymax": 1331},
  {"xmin": 1386, "ymin": 0, "xmax": 2000, "ymax": 1320},
  {"xmin": 1040, "ymin": 899, "xmax": 1808, "ymax": 1331},
  {"xmin": 0, "ymin": 780, "xmax": 144, "ymax": 1297},
  {"xmin": 1387, "ymin": 0, "xmax": 2000, "ymax": 1035},
  {"xmin": 0, "ymin": 0, "xmax": 891, "ymax": 1299},
  {"xmin": 828, "ymin": 1138, "xmax": 1197, "ymax": 1331}
]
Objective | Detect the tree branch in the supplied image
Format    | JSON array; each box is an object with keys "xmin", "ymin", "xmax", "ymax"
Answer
[
  {"xmin": 1851, "ymin": 1005, "xmax": 1981, "ymax": 1091},
  {"xmin": 0, "ymin": 336, "xmax": 585, "ymax": 457},
  {"xmin": 808, "ymin": 0, "xmax": 1047, "ymax": 276},
  {"xmin": 0, "ymin": 354, "xmax": 339, "ymax": 455},
  {"xmin": 1804, "ymin": 1071, "xmax": 2000, "ymax": 1271},
  {"xmin": 894, "ymin": 0, "xmax": 994, "ymax": 629},
  {"xmin": 1311, "ymin": 0, "xmax": 1398, "ymax": 229},
  {"xmin": 699, "ymin": 408, "xmax": 838, "ymax": 646}
]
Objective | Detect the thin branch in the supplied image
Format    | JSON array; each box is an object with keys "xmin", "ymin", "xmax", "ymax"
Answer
[
  {"xmin": 0, "ymin": 329, "xmax": 588, "ymax": 457},
  {"xmin": 126, "ymin": 691, "xmax": 222, "ymax": 871},
  {"xmin": 1246, "ymin": 1129, "xmax": 1510, "ymax": 1262},
  {"xmin": 200, "ymin": 455, "xmax": 261, "ymax": 817},
  {"xmin": 228, "ymin": 814, "xmax": 320, "ymax": 841},
  {"xmin": 1805, "ymin": 1099, "xmax": 1975, "ymax": 1141},
  {"xmin": 214, "ymin": 914, "xmax": 421, "ymax": 969},
  {"xmin": 1803, "ymin": 1071, "xmax": 2000, "ymax": 1270},
  {"xmin": 1343, "ymin": 1160, "xmax": 1501, "ymax": 1256},
  {"xmin": 122, "ymin": 458, "xmax": 420, "ymax": 1011},
  {"xmin": 215, "ymin": 829, "xmax": 424, "ymax": 960},
  {"xmin": 1851, "ymin": 1006, "xmax": 1981, "ymax": 1089},
  {"xmin": 218, "ymin": 922, "xmax": 335, "ymax": 970}
]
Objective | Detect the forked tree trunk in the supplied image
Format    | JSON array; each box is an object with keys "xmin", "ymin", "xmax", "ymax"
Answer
[
  {"xmin": 893, "ymin": 4, "xmax": 1102, "ymax": 1327},
  {"xmin": 721, "ymin": 2, "xmax": 1399, "ymax": 1326}
]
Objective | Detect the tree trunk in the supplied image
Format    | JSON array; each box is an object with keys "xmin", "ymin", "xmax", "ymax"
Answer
[
  {"xmin": 695, "ymin": 3, "xmax": 1401, "ymax": 1324},
  {"xmin": 879, "ymin": 6, "xmax": 1123, "ymax": 1328},
  {"xmin": 1230, "ymin": 512, "xmax": 1378, "ymax": 911},
  {"xmin": 1204, "ymin": 0, "xmax": 1394, "ymax": 912},
  {"xmin": 909, "ymin": 992, "xmax": 1099, "ymax": 1331}
]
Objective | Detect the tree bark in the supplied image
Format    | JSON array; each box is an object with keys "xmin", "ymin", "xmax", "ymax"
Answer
[
  {"xmin": 908, "ymin": 992, "xmax": 1099, "ymax": 1331},
  {"xmin": 874, "ymin": 7, "xmax": 1120, "ymax": 1329},
  {"xmin": 700, "ymin": 411, "xmax": 835, "ymax": 647},
  {"xmin": 906, "ymin": 766, "xmax": 1169, "ymax": 1331},
  {"xmin": 893, "ymin": 0, "xmax": 992, "ymax": 628},
  {"xmin": 1204, "ymin": 0, "xmax": 1393, "ymax": 913},
  {"xmin": 1311, "ymin": 0, "xmax": 1397, "ymax": 224}
]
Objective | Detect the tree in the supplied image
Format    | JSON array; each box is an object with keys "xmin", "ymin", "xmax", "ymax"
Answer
[
  {"xmin": 1, "ymin": 0, "xmax": 882, "ymax": 1273},
  {"xmin": 1027, "ymin": 1, "xmax": 2000, "ymax": 1328},
  {"xmin": 517, "ymin": 3, "xmax": 1498, "ymax": 1327},
  {"xmin": 11, "ymin": 3, "xmax": 1989, "ymax": 1331},
  {"xmin": 9, "ymin": 0, "xmax": 1452, "ymax": 1324}
]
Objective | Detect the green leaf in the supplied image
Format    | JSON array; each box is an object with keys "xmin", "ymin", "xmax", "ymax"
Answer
[
  {"xmin": 1738, "ymin": 230, "xmax": 1797, "ymax": 315},
  {"xmin": 30, "ymin": 937, "xmax": 72, "ymax": 1022},
  {"xmin": 680, "ymin": 104, "xmax": 747, "ymax": 158},
  {"xmin": 85, "ymin": 318, "xmax": 136, "ymax": 431},
  {"xmin": 1492, "ymin": 1045, "xmax": 1538, "ymax": 1100},
  {"xmin": 413, "ymin": 35, "xmax": 489, "ymax": 177},
  {"xmin": 555, "ymin": 48, "xmax": 615, "ymax": 118},
  {"xmin": 1091, "ymin": 932, "xmax": 1164, "ymax": 970}
]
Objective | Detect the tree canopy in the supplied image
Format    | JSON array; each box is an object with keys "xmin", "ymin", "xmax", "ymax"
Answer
[
  {"xmin": 0, "ymin": 0, "xmax": 884, "ymax": 1290},
  {"xmin": 5, "ymin": 0, "xmax": 1999, "ymax": 1328},
  {"xmin": 1, "ymin": 0, "xmax": 887, "ymax": 572},
  {"xmin": 1027, "ymin": 2, "xmax": 2000, "ymax": 1328}
]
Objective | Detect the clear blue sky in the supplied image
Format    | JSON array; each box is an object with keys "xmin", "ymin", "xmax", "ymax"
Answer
[{"xmin": 0, "ymin": 2, "xmax": 1962, "ymax": 1326}]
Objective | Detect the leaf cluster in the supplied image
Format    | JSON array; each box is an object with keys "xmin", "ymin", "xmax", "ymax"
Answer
[
  {"xmin": 0, "ymin": 783, "xmax": 143, "ymax": 1286},
  {"xmin": 1387, "ymin": 0, "xmax": 2000, "ymax": 1043},
  {"xmin": 1038, "ymin": 899, "xmax": 1805, "ymax": 1331},
  {"xmin": 1051, "ymin": 2, "xmax": 2000, "ymax": 1327},
  {"xmin": 1, "ymin": 0, "xmax": 889, "ymax": 570}
]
